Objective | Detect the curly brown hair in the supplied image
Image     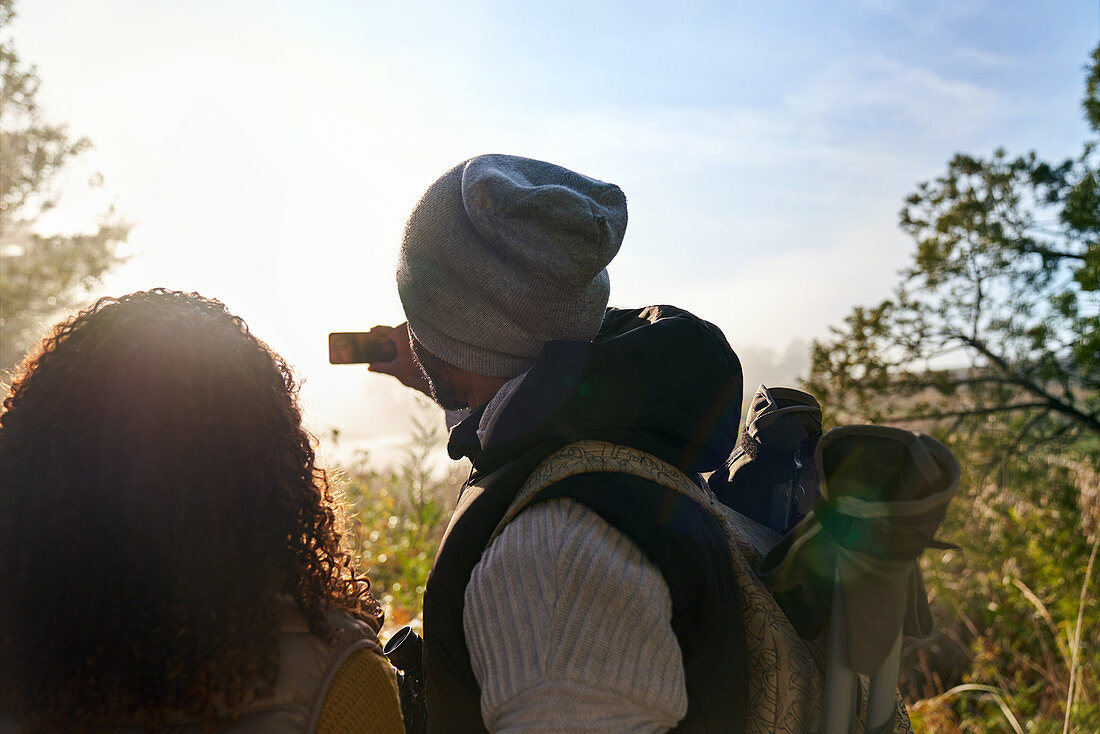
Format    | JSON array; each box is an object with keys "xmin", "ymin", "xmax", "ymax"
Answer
[{"xmin": 0, "ymin": 289, "xmax": 383, "ymax": 732}]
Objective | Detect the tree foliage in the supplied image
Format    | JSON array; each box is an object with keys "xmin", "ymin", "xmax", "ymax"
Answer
[
  {"xmin": 809, "ymin": 46, "xmax": 1100, "ymax": 731},
  {"xmin": 808, "ymin": 49, "xmax": 1098, "ymax": 443},
  {"xmin": 0, "ymin": 0, "xmax": 129, "ymax": 373}
]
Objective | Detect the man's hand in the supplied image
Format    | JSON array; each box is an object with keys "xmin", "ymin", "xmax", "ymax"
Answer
[{"xmin": 366, "ymin": 323, "xmax": 432, "ymax": 397}]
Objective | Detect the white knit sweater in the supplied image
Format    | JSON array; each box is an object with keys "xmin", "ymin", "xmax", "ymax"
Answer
[{"xmin": 463, "ymin": 497, "xmax": 688, "ymax": 733}]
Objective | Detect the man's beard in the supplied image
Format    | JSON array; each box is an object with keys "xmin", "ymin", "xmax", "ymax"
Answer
[{"xmin": 409, "ymin": 336, "xmax": 468, "ymax": 411}]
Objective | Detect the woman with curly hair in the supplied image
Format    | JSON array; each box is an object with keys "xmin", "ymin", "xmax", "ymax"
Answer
[{"xmin": 0, "ymin": 290, "xmax": 403, "ymax": 733}]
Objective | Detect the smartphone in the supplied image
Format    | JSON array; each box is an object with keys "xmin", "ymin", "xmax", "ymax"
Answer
[{"xmin": 328, "ymin": 331, "xmax": 398, "ymax": 364}]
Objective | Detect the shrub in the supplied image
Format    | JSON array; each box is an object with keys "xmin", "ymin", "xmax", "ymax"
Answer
[
  {"xmin": 332, "ymin": 401, "xmax": 463, "ymax": 634},
  {"xmin": 916, "ymin": 426, "xmax": 1099, "ymax": 732}
]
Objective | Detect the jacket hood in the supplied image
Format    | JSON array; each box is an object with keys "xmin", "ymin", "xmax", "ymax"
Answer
[{"xmin": 448, "ymin": 305, "xmax": 743, "ymax": 475}]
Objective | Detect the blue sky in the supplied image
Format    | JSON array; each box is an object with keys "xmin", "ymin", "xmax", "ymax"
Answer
[{"xmin": 9, "ymin": 0, "xmax": 1098, "ymax": 465}]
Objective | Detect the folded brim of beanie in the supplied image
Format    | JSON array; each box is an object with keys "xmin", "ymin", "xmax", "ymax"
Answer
[{"xmin": 406, "ymin": 311, "xmax": 543, "ymax": 379}]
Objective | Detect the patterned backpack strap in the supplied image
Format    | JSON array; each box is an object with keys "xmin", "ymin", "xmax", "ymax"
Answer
[
  {"xmin": 487, "ymin": 440, "xmax": 709, "ymax": 547},
  {"xmin": 490, "ymin": 439, "xmax": 776, "ymax": 564}
]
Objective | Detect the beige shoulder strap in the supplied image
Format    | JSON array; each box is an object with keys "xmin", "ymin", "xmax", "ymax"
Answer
[{"xmin": 488, "ymin": 439, "xmax": 712, "ymax": 547}]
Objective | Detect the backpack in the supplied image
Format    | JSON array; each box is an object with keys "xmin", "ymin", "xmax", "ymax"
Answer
[
  {"xmin": 709, "ymin": 385, "xmax": 823, "ymax": 533},
  {"xmin": 491, "ymin": 438, "xmax": 915, "ymax": 734}
]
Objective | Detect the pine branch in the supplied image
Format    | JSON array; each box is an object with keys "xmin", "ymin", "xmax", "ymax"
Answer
[
  {"xmin": 882, "ymin": 401, "xmax": 1050, "ymax": 423},
  {"xmin": 953, "ymin": 334, "xmax": 1100, "ymax": 433}
]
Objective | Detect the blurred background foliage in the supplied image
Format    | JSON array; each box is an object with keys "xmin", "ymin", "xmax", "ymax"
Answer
[
  {"xmin": 809, "ymin": 46, "xmax": 1098, "ymax": 733},
  {"xmin": 0, "ymin": 0, "xmax": 129, "ymax": 373},
  {"xmin": 901, "ymin": 427, "xmax": 1098, "ymax": 733},
  {"xmin": 330, "ymin": 399, "xmax": 463, "ymax": 635}
]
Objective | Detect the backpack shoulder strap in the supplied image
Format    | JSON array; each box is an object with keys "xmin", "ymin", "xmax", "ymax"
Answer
[
  {"xmin": 489, "ymin": 439, "xmax": 782, "ymax": 565},
  {"xmin": 488, "ymin": 439, "xmax": 718, "ymax": 547}
]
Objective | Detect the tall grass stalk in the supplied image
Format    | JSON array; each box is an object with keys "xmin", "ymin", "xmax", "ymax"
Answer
[
  {"xmin": 932, "ymin": 684, "xmax": 1025, "ymax": 734},
  {"xmin": 1064, "ymin": 533, "xmax": 1100, "ymax": 734}
]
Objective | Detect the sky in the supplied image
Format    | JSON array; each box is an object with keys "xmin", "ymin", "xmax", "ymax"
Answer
[{"xmin": 7, "ymin": 0, "xmax": 1098, "ymax": 467}]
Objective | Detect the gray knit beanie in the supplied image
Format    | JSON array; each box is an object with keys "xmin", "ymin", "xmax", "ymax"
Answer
[{"xmin": 396, "ymin": 154, "xmax": 628, "ymax": 378}]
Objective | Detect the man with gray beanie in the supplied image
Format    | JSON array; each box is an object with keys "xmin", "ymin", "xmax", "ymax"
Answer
[{"xmin": 368, "ymin": 154, "xmax": 747, "ymax": 733}]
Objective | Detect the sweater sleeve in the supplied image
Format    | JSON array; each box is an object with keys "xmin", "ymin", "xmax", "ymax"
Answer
[
  {"xmin": 315, "ymin": 647, "xmax": 404, "ymax": 734},
  {"xmin": 463, "ymin": 497, "xmax": 688, "ymax": 733}
]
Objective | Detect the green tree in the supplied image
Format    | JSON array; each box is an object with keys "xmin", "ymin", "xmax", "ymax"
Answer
[
  {"xmin": 808, "ymin": 47, "xmax": 1099, "ymax": 732},
  {"xmin": 0, "ymin": 0, "xmax": 129, "ymax": 373},
  {"xmin": 808, "ymin": 46, "xmax": 1098, "ymax": 442}
]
